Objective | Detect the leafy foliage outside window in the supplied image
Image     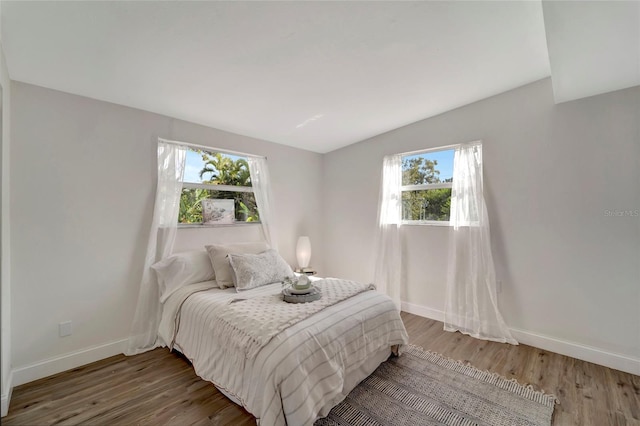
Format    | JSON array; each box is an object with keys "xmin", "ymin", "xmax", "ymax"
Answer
[
  {"xmin": 402, "ymin": 189, "xmax": 452, "ymax": 221},
  {"xmin": 179, "ymin": 188, "xmax": 209, "ymax": 223},
  {"xmin": 401, "ymin": 149, "xmax": 454, "ymax": 223},
  {"xmin": 199, "ymin": 153, "xmax": 251, "ymax": 187},
  {"xmin": 178, "ymin": 149, "xmax": 259, "ymax": 225}
]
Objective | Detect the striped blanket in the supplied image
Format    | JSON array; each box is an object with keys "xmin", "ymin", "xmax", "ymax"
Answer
[{"xmin": 160, "ymin": 279, "xmax": 408, "ymax": 426}]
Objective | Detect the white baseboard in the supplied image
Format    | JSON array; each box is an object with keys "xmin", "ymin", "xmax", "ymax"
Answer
[
  {"xmin": 12, "ymin": 338, "xmax": 128, "ymax": 388},
  {"xmin": 401, "ymin": 301, "xmax": 640, "ymax": 376},
  {"xmin": 1, "ymin": 371, "xmax": 13, "ymax": 417},
  {"xmin": 401, "ymin": 301, "xmax": 445, "ymax": 322},
  {"xmin": 509, "ymin": 328, "xmax": 640, "ymax": 376}
]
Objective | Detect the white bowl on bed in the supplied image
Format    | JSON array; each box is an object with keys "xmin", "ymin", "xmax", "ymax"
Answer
[
  {"xmin": 292, "ymin": 274, "xmax": 312, "ymax": 290},
  {"xmin": 288, "ymin": 285, "xmax": 314, "ymax": 295}
]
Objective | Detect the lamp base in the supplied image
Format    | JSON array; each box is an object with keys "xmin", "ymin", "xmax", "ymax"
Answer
[{"xmin": 295, "ymin": 267, "xmax": 317, "ymax": 276}]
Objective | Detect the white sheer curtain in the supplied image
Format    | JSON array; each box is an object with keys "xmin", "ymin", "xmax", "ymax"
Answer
[
  {"xmin": 248, "ymin": 157, "xmax": 278, "ymax": 250},
  {"xmin": 125, "ymin": 140, "xmax": 187, "ymax": 355},
  {"xmin": 444, "ymin": 142, "xmax": 517, "ymax": 344},
  {"xmin": 374, "ymin": 154, "xmax": 403, "ymax": 309}
]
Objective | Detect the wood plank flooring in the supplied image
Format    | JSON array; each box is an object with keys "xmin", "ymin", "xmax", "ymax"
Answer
[{"xmin": 4, "ymin": 313, "xmax": 639, "ymax": 425}]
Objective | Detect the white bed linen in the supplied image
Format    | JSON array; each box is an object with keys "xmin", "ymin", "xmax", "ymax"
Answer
[
  {"xmin": 160, "ymin": 280, "xmax": 408, "ymax": 425},
  {"xmin": 157, "ymin": 279, "xmax": 219, "ymax": 347}
]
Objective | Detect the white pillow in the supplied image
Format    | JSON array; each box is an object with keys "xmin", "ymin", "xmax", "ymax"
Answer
[
  {"xmin": 151, "ymin": 250, "xmax": 215, "ymax": 302},
  {"xmin": 205, "ymin": 242, "xmax": 269, "ymax": 289},
  {"xmin": 228, "ymin": 249, "xmax": 294, "ymax": 292}
]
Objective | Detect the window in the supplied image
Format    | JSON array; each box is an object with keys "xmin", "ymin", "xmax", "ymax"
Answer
[
  {"xmin": 179, "ymin": 148, "xmax": 259, "ymax": 225},
  {"xmin": 401, "ymin": 148, "xmax": 455, "ymax": 225}
]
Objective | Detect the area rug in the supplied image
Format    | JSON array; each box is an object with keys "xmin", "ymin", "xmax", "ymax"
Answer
[{"xmin": 316, "ymin": 344, "xmax": 556, "ymax": 426}]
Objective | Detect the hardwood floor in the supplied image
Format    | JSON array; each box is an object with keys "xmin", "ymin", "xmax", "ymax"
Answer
[
  {"xmin": 401, "ymin": 313, "xmax": 640, "ymax": 426},
  {"xmin": 4, "ymin": 313, "xmax": 639, "ymax": 425}
]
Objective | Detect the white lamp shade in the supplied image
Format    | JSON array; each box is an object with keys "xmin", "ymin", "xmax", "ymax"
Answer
[{"xmin": 296, "ymin": 236, "xmax": 312, "ymax": 268}]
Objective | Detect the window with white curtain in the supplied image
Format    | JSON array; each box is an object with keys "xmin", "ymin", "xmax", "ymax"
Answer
[
  {"xmin": 401, "ymin": 147, "xmax": 456, "ymax": 225},
  {"xmin": 179, "ymin": 147, "xmax": 260, "ymax": 225}
]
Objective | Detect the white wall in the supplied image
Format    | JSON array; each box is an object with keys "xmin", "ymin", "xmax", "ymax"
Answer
[
  {"xmin": 323, "ymin": 78, "xmax": 640, "ymax": 373},
  {"xmin": 0, "ymin": 42, "xmax": 12, "ymax": 416},
  {"xmin": 9, "ymin": 82, "xmax": 323, "ymax": 381}
]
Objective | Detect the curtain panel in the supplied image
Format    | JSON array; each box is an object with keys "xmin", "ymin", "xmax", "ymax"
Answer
[
  {"xmin": 374, "ymin": 154, "xmax": 403, "ymax": 309},
  {"xmin": 444, "ymin": 143, "xmax": 517, "ymax": 344},
  {"xmin": 248, "ymin": 157, "xmax": 278, "ymax": 250},
  {"xmin": 125, "ymin": 140, "xmax": 187, "ymax": 355}
]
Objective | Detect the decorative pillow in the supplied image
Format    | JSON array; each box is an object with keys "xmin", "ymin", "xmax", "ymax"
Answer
[
  {"xmin": 205, "ymin": 242, "xmax": 270, "ymax": 289},
  {"xmin": 151, "ymin": 250, "xmax": 215, "ymax": 302},
  {"xmin": 228, "ymin": 249, "xmax": 294, "ymax": 292}
]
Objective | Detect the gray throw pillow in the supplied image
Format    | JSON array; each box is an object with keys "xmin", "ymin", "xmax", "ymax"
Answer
[
  {"xmin": 205, "ymin": 242, "xmax": 269, "ymax": 289},
  {"xmin": 228, "ymin": 249, "xmax": 294, "ymax": 291}
]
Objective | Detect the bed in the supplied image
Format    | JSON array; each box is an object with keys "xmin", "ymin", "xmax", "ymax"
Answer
[{"xmin": 152, "ymin": 246, "xmax": 408, "ymax": 425}]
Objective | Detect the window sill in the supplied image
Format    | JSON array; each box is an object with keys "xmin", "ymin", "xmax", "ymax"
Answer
[
  {"xmin": 402, "ymin": 220, "xmax": 451, "ymax": 227},
  {"xmin": 178, "ymin": 222, "xmax": 261, "ymax": 229}
]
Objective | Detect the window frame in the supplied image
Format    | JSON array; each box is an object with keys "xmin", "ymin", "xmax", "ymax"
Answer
[
  {"xmin": 400, "ymin": 145, "xmax": 458, "ymax": 226},
  {"xmin": 178, "ymin": 147, "xmax": 261, "ymax": 227}
]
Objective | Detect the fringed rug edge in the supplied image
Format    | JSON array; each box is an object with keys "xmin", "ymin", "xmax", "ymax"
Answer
[{"xmin": 400, "ymin": 344, "xmax": 559, "ymax": 409}]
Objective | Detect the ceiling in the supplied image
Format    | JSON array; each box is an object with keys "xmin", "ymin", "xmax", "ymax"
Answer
[
  {"xmin": 543, "ymin": 0, "xmax": 639, "ymax": 104},
  {"xmin": 1, "ymin": 1, "xmax": 637, "ymax": 153}
]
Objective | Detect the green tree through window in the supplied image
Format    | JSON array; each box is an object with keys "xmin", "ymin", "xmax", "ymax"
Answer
[
  {"xmin": 178, "ymin": 149, "xmax": 259, "ymax": 224},
  {"xmin": 401, "ymin": 149, "xmax": 454, "ymax": 222}
]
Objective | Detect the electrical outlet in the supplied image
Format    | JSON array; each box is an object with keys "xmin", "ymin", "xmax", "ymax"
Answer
[{"xmin": 59, "ymin": 321, "xmax": 72, "ymax": 337}]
